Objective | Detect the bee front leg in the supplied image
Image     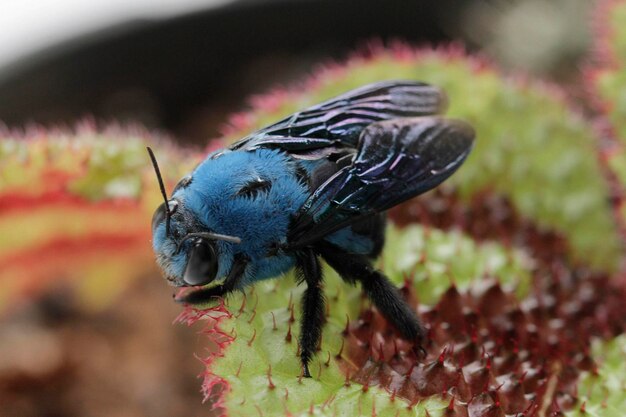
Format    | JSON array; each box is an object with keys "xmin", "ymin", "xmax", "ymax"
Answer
[
  {"xmin": 319, "ymin": 244, "xmax": 425, "ymax": 351},
  {"xmin": 176, "ymin": 255, "xmax": 248, "ymax": 306},
  {"xmin": 295, "ymin": 249, "xmax": 325, "ymax": 378}
]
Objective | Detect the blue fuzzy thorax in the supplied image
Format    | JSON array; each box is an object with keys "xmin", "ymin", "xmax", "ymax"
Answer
[{"xmin": 153, "ymin": 148, "xmax": 310, "ymax": 286}]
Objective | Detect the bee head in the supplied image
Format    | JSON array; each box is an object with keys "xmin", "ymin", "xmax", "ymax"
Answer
[{"xmin": 147, "ymin": 148, "xmax": 240, "ymax": 288}]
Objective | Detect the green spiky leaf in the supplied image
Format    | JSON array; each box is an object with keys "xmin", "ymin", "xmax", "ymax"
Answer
[{"xmin": 567, "ymin": 335, "xmax": 626, "ymax": 417}]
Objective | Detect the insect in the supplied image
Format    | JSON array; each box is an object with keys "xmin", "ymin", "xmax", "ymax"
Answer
[{"xmin": 149, "ymin": 80, "xmax": 475, "ymax": 377}]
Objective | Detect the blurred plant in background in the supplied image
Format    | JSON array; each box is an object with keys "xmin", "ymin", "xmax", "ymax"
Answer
[
  {"xmin": 461, "ymin": 0, "xmax": 593, "ymax": 76},
  {"xmin": 1, "ymin": 1, "xmax": 626, "ymax": 416},
  {"xmin": 0, "ymin": 127, "xmax": 155, "ymax": 309},
  {"xmin": 588, "ymin": 0, "xmax": 626, "ymax": 229},
  {"xmin": 0, "ymin": 126, "xmax": 208, "ymax": 416}
]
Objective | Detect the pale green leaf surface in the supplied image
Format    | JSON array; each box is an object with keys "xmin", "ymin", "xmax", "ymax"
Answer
[{"xmin": 566, "ymin": 335, "xmax": 626, "ymax": 417}]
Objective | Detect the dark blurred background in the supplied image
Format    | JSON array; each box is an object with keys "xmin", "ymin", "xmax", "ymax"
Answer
[
  {"xmin": 0, "ymin": 1, "xmax": 592, "ymax": 416},
  {"xmin": 0, "ymin": 0, "xmax": 590, "ymax": 145}
]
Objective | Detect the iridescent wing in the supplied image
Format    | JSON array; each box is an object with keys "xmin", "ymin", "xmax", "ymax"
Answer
[
  {"xmin": 286, "ymin": 117, "xmax": 475, "ymax": 248},
  {"xmin": 229, "ymin": 80, "xmax": 447, "ymax": 156}
]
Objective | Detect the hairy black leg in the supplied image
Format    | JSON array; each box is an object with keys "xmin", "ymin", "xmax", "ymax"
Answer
[
  {"xmin": 295, "ymin": 249, "xmax": 325, "ymax": 378},
  {"xmin": 318, "ymin": 244, "xmax": 425, "ymax": 346},
  {"xmin": 176, "ymin": 255, "xmax": 248, "ymax": 305}
]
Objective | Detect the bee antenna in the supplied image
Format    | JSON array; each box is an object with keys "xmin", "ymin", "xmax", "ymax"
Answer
[
  {"xmin": 146, "ymin": 147, "xmax": 172, "ymax": 235},
  {"xmin": 176, "ymin": 232, "xmax": 242, "ymax": 254},
  {"xmin": 186, "ymin": 232, "xmax": 242, "ymax": 244}
]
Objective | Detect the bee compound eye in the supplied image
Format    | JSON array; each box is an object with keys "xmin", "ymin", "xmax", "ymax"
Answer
[{"xmin": 183, "ymin": 240, "xmax": 218, "ymax": 286}]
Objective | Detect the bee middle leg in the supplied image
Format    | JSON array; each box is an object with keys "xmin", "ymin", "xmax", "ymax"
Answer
[
  {"xmin": 318, "ymin": 244, "xmax": 425, "ymax": 349},
  {"xmin": 295, "ymin": 249, "xmax": 325, "ymax": 378}
]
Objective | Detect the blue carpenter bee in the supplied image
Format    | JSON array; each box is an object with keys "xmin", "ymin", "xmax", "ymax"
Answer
[{"xmin": 149, "ymin": 81, "xmax": 474, "ymax": 377}]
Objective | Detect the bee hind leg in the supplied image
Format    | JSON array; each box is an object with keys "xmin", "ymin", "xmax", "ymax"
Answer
[
  {"xmin": 295, "ymin": 249, "xmax": 325, "ymax": 378},
  {"xmin": 319, "ymin": 244, "xmax": 425, "ymax": 350}
]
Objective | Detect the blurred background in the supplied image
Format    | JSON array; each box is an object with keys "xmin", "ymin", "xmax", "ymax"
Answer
[
  {"xmin": 0, "ymin": 0, "xmax": 591, "ymax": 144},
  {"xmin": 0, "ymin": 1, "xmax": 597, "ymax": 416}
]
